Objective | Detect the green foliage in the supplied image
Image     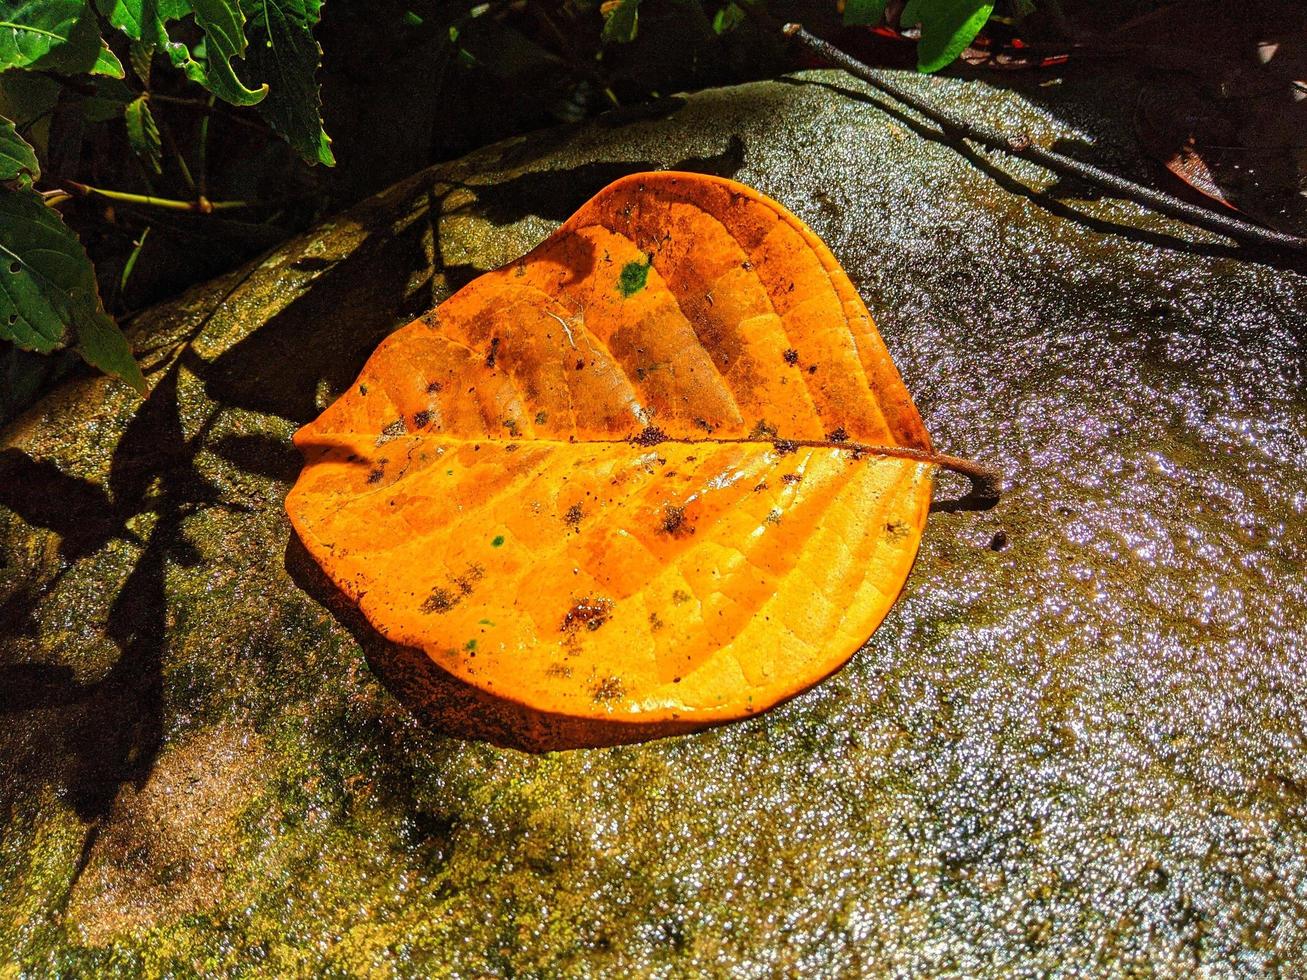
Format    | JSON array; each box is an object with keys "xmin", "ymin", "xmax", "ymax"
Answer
[
  {"xmin": 900, "ymin": 0, "xmax": 996, "ymax": 72},
  {"xmin": 239, "ymin": 0, "xmax": 334, "ymax": 165},
  {"xmin": 0, "ymin": 171, "xmax": 145, "ymax": 391},
  {"xmin": 1, "ymin": 2, "xmax": 121, "ymax": 75},
  {"xmin": 96, "ymin": 0, "xmax": 267, "ymax": 104},
  {"xmin": 0, "ymin": 0, "xmax": 334, "ymax": 397}
]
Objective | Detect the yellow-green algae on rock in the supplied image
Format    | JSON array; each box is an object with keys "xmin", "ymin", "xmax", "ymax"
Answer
[{"xmin": 3, "ymin": 69, "xmax": 1307, "ymax": 975}]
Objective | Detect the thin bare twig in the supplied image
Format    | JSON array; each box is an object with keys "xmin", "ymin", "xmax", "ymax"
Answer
[{"xmin": 780, "ymin": 22, "xmax": 1307, "ymax": 252}]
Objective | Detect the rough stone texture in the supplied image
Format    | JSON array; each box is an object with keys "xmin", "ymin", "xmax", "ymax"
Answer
[{"xmin": 2, "ymin": 68, "xmax": 1306, "ymax": 975}]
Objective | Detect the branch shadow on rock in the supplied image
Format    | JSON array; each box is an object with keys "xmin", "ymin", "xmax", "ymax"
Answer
[
  {"xmin": 781, "ymin": 76, "xmax": 1307, "ymax": 277},
  {"xmin": 283, "ymin": 532, "xmax": 709, "ymax": 753}
]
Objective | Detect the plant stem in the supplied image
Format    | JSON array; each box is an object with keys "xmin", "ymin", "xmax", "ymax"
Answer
[
  {"xmin": 779, "ymin": 22, "xmax": 1307, "ymax": 252},
  {"xmin": 197, "ymin": 93, "xmax": 215, "ymax": 199},
  {"xmin": 158, "ymin": 115, "xmax": 197, "ymax": 194},
  {"xmin": 57, "ymin": 180, "xmax": 254, "ymax": 213}
]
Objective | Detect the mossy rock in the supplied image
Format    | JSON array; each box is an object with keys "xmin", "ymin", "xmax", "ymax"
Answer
[{"xmin": 2, "ymin": 69, "xmax": 1306, "ymax": 975}]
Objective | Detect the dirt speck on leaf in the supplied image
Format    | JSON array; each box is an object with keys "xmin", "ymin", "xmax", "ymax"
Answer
[{"xmin": 561, "ymin": 595, "xmax": 615, "ymax": 634}]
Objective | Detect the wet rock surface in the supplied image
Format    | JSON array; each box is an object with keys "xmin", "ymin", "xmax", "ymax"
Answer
[{"xmin": 2, "ymin": 69, "xmax": 1305, "ymax": 974}]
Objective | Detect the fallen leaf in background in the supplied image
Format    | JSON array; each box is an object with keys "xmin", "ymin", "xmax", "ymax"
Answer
[
  {"xmin": 1121, "ymin": 1, "xmax": 1307, "ymax": 236},
  {"xmin": 287, "ymin": 172, "xmax": 947, "ymax": 741}
]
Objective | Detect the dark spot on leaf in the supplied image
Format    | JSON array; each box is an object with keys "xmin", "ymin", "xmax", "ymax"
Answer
[
  {"xmin": 491, "ymin": 535, "xmax": 505, "ymax": 547},
  {"xmin": 546, "ymin": 662, "xmax": 573, "ymax": 678},
  {"xmin": 783, "ymin": 348, "xmax": 799, "ymax": 366},
  {"xmin": 592, "ymin": 675, "xmax": 625, "ymax": 703},
  {"xmin": 649, "ymin": 611, "xmax": 664, "ymax": 632},
  {"xmin": 782, "ymin": 473, "xmax": 802, "ymax": 485},
  {"xmin": 412, "ymin": 410, "xmax": 431, "ymax": 429},
  {"xmin": 485, "ymin": 336, "xmax": 500, "ymax": 367},
  {"xmin": 422, "ymin": 587, "xmax": 459, "ymax": 613},
  {"xmin": 8, "ymin": 261, "xmax": 19, "ymax": 274},
  {"xmin": 660, "ymin": 503, "xmax": 692, "ymax": 536},
  {"xmin": 828, "ymin": 427, "xmax": 848, "ymax": 443},
  {"xmin": 990, "ymin": 530, "xmax": 1010, "ymax": 551},
  {"xmin": 773, "ymin": 440, "xmax": 798, "ymax": 455},
  {"xmin": 748, "ymin": 420, "xmax": 778, "ymax": 440},
  {"xmin": 808, "ymin": 364, "xmax": 818, "ymax": 374},
  {"xmin": 561, "ymin": 595, "xmax": 614, "ymax": 633},
  {"xmin": 534, "ymin": 410, "xmax": 548, "ymax": 425},
  {"xmin": 564, "ymin": 503, "xmax": 584, "ymax": 530},
  {"xmin": 366, "ymin": 466, "xmax": 385, "ymax": 484},
  {"xmin": 376, "ymin": 419, "xmax": 405, "ymax": 446},
  {"xmin": 753, "ymin": 481, "xmax": 768, "ymax": 492},
  {"xmin": 765, "ymin": 508, "xmax": 783, "ymax": 525},
  {"xmin": 671, "ymin": 589, "xmax": 691, "ymax": 605},
  {"xmin": 359, "ymin": 383, "xmax": 369, "ymax": 395},
  {"xmin": 576, "ymin": 358, "xmax": 585, "ymax": 371},
  {"xmin": 426, "ymin": 380, "xmax": 443, "ymax": 394},
  {"xmin": 634, "ymin": 425, "xmax": 667, "ymax": 447},
  {"xmin": 453, "ymin": 563, "xmax": 485, "ymax": 595}
]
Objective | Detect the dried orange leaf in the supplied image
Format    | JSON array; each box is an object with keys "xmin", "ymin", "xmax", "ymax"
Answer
[{"xmin": 287, "ymin": 172, "xmax": 941, "ymax": 738}]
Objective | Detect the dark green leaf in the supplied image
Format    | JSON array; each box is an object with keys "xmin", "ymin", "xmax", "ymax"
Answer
[
  {"xmin": 0, "ymin": 72, "xmax": 61, "ymax": 127},
  {"xmin": 601, "ymin": 0, "xmax": 641, "ymax": 45},
  {"xmin": 73, "ymin": 299, "xmax": 147, "ymax": 393},
  {"xmin": 901, "ymin": 0, "xmax": 994, "ymax": 73},
  {"xmin": 124, "ymin": 95, "xmax": 162, "ymax": 174},
  {"xmin": 239, "ymin": 0, "xmax": 333, "ymax": 165},
  {"xmin": 129, "ymin": 38, "xmax": 153, "ymax": 84},
  {"xmin": 0, "ymin": 188, "xmax": 145, "ymax": 392},
  {"xmin": 0, "ymin": 114, "xmax": 40, "ymax": 184},
  {"xmin": 96, "ymin": 0, "xmax": 269, "ymax": 106},
  {"xmin": 843, "ymin": 0, "xmax": 888, "ymax": 27},
  {"xmin": 2, "ymin": 2, "xmax": 125, "ymax": 77}
]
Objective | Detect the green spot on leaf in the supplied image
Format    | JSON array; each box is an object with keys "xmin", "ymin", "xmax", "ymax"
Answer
[
  {"xmin": 492, "ymin": 535, "xmax": 505, "ymax": 547},
  {"xmin": 618, "ymin": 259, "xmax": 650, "ymax": 297},
  {"xmin": 464, "ymin": 639, "xmax": 477, "ymax": 651}
]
